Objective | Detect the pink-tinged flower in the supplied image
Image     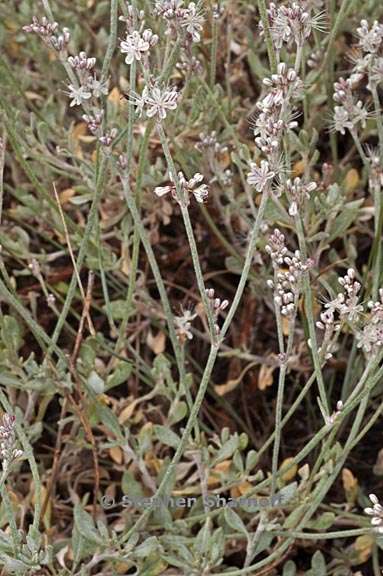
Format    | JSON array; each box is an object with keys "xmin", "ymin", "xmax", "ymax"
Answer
[{"xmin": 247, "ymin": 160, "xmax": 275, "ymax": 192}]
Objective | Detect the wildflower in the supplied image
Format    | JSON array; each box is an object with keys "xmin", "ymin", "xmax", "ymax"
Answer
[
  {"xmin": 99, "ymin": 128, "xmax": 118, "ymax": 147},
  {"xmin": 285, "ymin": 177, "xmax": 317, "ymax": 216},
  {"xmin": 130, "ymin": 85, "xmax": 179, "ymax": 120},
  {"xmin": 325, "ymin": 400, "xmax": 344, "ymax": 426},
  {"xmin": 333, "ymin": 78, "xmax": 369, "ymax": 135},
  {"xmin": 154, "ymin": 171, "xmax": 209, "ymax": 204},
  {"xmin": 68, "ymin": 51, "xmax": 96, "ymax": 70},
  {"xmin": 87, "ymin": 76, "xmax": 109, "ymax": 98},
  {"xmin": 355, "ymin": 289, "xmax": 383, "ymax": 355},
  {"xmin": 247, "ymin": 160, "xmax": 275, "ymax": 192},
  {"xmin": 181, "ymin": 2, "xmax": 204, "ymax": 42},
  {"xmin": 265, "ymin": 229, "xmax": 288, "ymax": 266},
  {"xmin": 356, "ymin": 20, "xmax": 383, "ymax": 54},
  {"xmin": 0, "ymin": 414, "xmax": 23, "ymax": 472},
  {"xmin": 259, "ymin": 2, "xmax": 325, "ymax": 49},
  {"xmin": 364, "ymin": 494, "xmax": 383, "ymax": 533},
  {"xmin": 266, "ymin": 230, "xmax": 312, "ymax": 317},
  {"xmin": 120, "ymin": 30, "xmax": 158, "ymax": 65},
  {"xmin": 205, "ymin": 289, "xmax": 229, "ymax": 335},
  {"xmin": 146, "ymin": 86, "xmax": 178, "ymax": 119},
  {"xmin": 66, "ymin": 84, "xmax": 92, "ymax": 107},
  {"xmin": 82, "ymin": 110, "xmax": 104, "ymax": 134},
  {"xmin": 175, "ymin": 309, "xmax": 197, "ymax": 342},
  {"xmin": 23, "ymin": 16, "xmax": 70, "ymax": 51}
]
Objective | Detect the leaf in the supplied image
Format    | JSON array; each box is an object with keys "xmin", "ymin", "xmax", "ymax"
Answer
[
  {"xmin": 94, "ymin": 403, "xmax": 122, "ymax": 439},
  {"xmin": 327, "ymin": 199, "xmax": 364, "ymax": 242},
  {"xmin": 109, "ymin": 446, "xmax": 123, "ymax": 464},
  {"xmin": 106, "ymin": 361, "xmax": 132, "ymax": 390},
  {"xmin": 168, "ymin": 400, "xmax": 187, "ymax": 425},
  {"xmin": 311, "ymin": 550, "xmax": 326, "ymax": 576},
  {"xmin": 308, "ymin": 512, "xmax": 335, "ymax": 531},
  {"xmin": 1, "ymin": 316, "xmax": 23, "ymax": 353},
  {"xmin": 283, "ymin": 560, "xmax": 297, "ymax": 576},
  {"xmin": 213, "ymin": 435, "xmax": 239, "ymax": 464},
  {"xmin": 353, "ymin": 534, "xmax": 373, "ymax": 564},
  {"xmin": 121, "ymin": 470, "xmax": 145, "ymax": 498},
  {"xmin": 280, "ymin": 458, "xmax": 298, "ymax": 483},
  {"xmin": 224, "ymin": 507, "xmax": 248, "ymax": 536},
  {"xmin": 154, "ymin": 425, "xmax": 180, "ymax": 449},
  {"xmin": 87, "ymin": 371, "xmax": 105, "ymax": 395},
  {"xmin": 258, "ymin": 365, "xmax": 274, "ymax": 391},
  {"xmin": 342, "ymin": 468, "xmax": 358, "ymax": 504},
  {"xmin": 147, "ymin": 330, "xmax": 166, "ymax": 355},
  {"xmin": 74, "ymin": 503, "xmax": 103, "ymax": 546},
  {"xmin": 344, "ymin": 168, "xmax": 360, "ymax": 192}
]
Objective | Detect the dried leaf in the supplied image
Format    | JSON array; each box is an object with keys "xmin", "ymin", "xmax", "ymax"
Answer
[
  {"xmin": 344, "ymin": 168, "xmax": 360, "ymax": 192},
  {"xmin": 292, "ymin": 159, "xmax": 305, "ymax": 177},
  {"xmin": 108, "ymin": 86, "xmax": 122, "ymax": 105},
  {"xmin": 109, "ymin": 446, "xmax": 123, "ymax": 465},
  {"xmin": 258, "ymin": 364, "xmax": 274, "ymax": 391},
  {"xmin": 59, "ymin": 188, "xmax": 75, "ymax": 204},
  {"xmin": 342, "ymin": 468, "xmax": 358, "ymax": 504},
  {"xmin": 147, "ymin": 330, "xmax": 166, "ymax": 355},
  {"xmin": 353, "ymin": 534, "xmax": 373, "ymax": 563},
  {"xmin": 280, "ymin": 458, "xmax": 298, "ymax": 483}
]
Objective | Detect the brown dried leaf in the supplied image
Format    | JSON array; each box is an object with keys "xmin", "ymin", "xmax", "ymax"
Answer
[
  {"xmin": 342, "ymin": 467, "xmax": 358, "ymax": 504},
  {"xmin": 258, "ymin": 364, "xmax": 274, "ymax": 390},
  {"xmin": 147, "ymin": 330, "xmax": 166, "ymax": 355}
]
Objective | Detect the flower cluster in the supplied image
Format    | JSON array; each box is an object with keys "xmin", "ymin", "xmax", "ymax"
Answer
[
  {"xmin": 154, "ymin": 1, "xmax": 204, "ymax": 43},
  {"xmin": 356, "ymin": 20, "xmax": 383, "ymax": 54},
  {"xmin": 285, "ymin": 177, "xmax": 317, "ymax": 216},
  {"xmin": 129, "ymin": 84, "xmax": 179, "ymax": 120},
  {"xmin": 65, "ymin": 50, "xmax": 108, "ymax": 108},
  {"xmin": 356, "ymin": 290, "xmax": 383, "ymax": 355},
  {"xmin": 175, "ymin": 309, "xmax": 197, "ymax": 342},
  {"xmin": 205, "ymin": 289, "xmax": 229, "ymax": 335},
  {"xmin": 249, "ymin": 63, "xmax": 302, "ymax": 175},
  {"xmin": 23, "ymin": 16, "xmax": 70, "ymax": 51},
  {"xmin": 318, "ymin": 270, "xmax": 383, "ymax": 358},
  {"xmin": 247, "ymin": 160, "xmax": 275, "ymax": 192},
  {"xmin": 120, "ymin": 29, "xmax": 159, "ymax": 65},
  {"xmin": 322, "ymin": 269, "xmax": 363, "ymax": 326},
  {"xmin": 82, "ymin": 110, "xmax": 104, "ymax": 135},
  {"xmin": 154, "ymin": 171, "xmax": 208, "ymax": 205},
  {"xmin": 0, "ymin": 414, "xmax": 23, "ymax": 473},
  {"xmin": 364, "ymin": 494, "xmax": 383, "ymax": 533},
  {"xmin": 332, "ymin": 77, "xmax": 368, "ymax": 135},
  {"xmin": 266, "ymin": 229, "xmax": 312, "ymax": 317},
  {"xmin": 260, "ymin": 2, "xmax": 324, "ymax": 50}
]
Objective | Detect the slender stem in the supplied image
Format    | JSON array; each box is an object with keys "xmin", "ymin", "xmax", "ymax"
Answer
[
  {"xmin": 257, "ymin": 0, "xmax": 277, "ymax": 73},
  {"xmin": 48, "ymin": 154, "xmax": 108, "ymax": 354},
  {"xmin": 101, "ymin": 0, "xmax": 119, "ymax": 83},
  {"xmin": 295, "ymin": 214, "xmax": 329, "ymax": 416},
  {"xmin": 271, "ymin": 303, "xmax": 298, "ymax": 496},
  {"xmin": 157, "ymin": 124, "xmax": 217, "ymax": 342},
  {"xmin": 210, "ymin": 15, "xmax": 218, "ymax": 87}
]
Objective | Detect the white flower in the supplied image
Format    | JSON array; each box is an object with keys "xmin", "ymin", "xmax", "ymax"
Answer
[
  {"xmin": 364, "ymin": 493, "xmax": 383, "ymax": 533},
  {"xmin": 87, "ymin": 76, "xmax": 109, "ymax": 98},
  {"xmin": 154, "ymin": 171, "xmax": 208, "ymax": 203},
  {"xmin": 66, "ymin": 84, "xmax": 92, "ymax": 107},
  {"xmin": 247, "ymin": 160, "xmax": 275, "ymax": 192},
  {"xmin": 120, "ymin": 31, "xmax": 150, "ymax": 65},
  {"xmin": 333, "ymin": 106, "xmax": 352, "ymax": 135},
  {"xmin": 181, "ymin": 2, "xmax": 204, "ymax": 42},
  {"xmin": 144, "ymin": 86, "xmax": 179, "ymax": 119}
]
